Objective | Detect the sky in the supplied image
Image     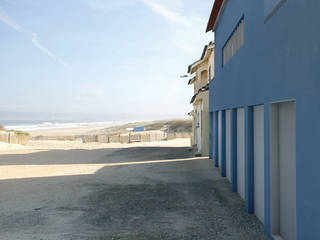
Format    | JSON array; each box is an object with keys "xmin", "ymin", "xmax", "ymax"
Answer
[{"xmin": 0, "ymin": 0, "xmax": 214, "ymax": 121}]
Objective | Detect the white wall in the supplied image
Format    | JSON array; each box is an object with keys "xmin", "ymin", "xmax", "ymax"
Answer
[{"xmin": 237, "ymin": 108, "xmax": 245, "ymax": 200}]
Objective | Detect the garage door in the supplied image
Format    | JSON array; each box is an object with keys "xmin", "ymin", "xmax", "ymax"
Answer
[
  {"xmin": 226, "ymin": 110, "xmax": 231, "ymax": 182},
  {"xmin": 270, "ymin": 101, "xmax": 296, "ymax": 240},
  {"xmin": 218, "ymin": 111, "xmax": 222, "ymax": 168},
  {"xmin": 237, "ymin": 108, "xmax": 245, "ymax": 200},
  {"xmin": 253, "ymin": 105, "xmax": 265, "ymax": 224}
]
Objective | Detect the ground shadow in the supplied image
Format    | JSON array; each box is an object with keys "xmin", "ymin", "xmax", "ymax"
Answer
[
  {"xmin": 0, "ymin": 146, "xmax": 192, "ymax": 166},
  {"xmin": 0, "ymin": 146, "xmax": 268, "ymax": 240}
]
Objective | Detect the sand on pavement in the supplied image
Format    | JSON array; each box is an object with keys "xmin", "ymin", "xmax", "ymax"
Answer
[{"xmin": 0, "ymin": 139, "xmax": 267, "ymax": 240}]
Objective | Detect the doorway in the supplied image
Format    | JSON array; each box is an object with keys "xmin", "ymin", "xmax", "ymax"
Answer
[
  {"xmin": 218, "ymin": 111, "xmax": 222, "ymax": 168},
  {"xmin": 226, "ymin": 109, "xmax": 231, "ymax": 182},
  {"xmin": 237, "ymin": 108, "xmax": 245, "ymax": 200},
  {"xmin": 270, "ymin": 101, "xmax": 296, "ymax": 240},
  {"xmin": 196, "ymin": 105, "xmax": 202, "ymax": 152},
  {"xmin": 253, "ymin": 105, "xmax": 265, "ymax": 224}
]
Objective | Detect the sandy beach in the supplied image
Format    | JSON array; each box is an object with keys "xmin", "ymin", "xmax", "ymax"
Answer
[
  {"xmin": 0, "ymin": 138, "xmax": 191, "ymax": 155},
  {"xmin": 0, "ymin": 135, "xmax": 266, "ymax": 240}
]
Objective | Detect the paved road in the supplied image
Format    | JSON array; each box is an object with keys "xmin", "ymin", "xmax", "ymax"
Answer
[{"xmin": 0, "ymin": 146, "xmax": 268, "ymax": 240}]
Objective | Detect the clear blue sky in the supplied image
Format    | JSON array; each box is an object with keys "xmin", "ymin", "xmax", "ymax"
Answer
[{"xmin": 0, "ymin": 0, "xmax": 214, "ymax": 121}]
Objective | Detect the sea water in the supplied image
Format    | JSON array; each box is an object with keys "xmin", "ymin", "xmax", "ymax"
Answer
[{"xmin": 0, "ymin": 120, "xmax": 119, "ymax": 132}]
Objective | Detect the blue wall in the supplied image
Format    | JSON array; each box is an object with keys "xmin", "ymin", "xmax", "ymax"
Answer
[
  {"xmin": 264, "ymin": 0, "xmax": 285, "ymax": 19},
  {"xmin": 209, "ymin": 0, "xmax": 320, "ymax": 239}
]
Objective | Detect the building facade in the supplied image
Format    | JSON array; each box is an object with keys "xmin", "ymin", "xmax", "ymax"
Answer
[
  {"xmin": 207, "ymin": 0, "xmax": 320, "ymax": 239},
  {"xmin": 188, "ymin": 42, "xmax": 214, "ymax": 156}
]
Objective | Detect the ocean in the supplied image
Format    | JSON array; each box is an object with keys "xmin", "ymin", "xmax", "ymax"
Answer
[{"xmin": 0, "ymin": 120, "xmax": 119, "ymax": 132}]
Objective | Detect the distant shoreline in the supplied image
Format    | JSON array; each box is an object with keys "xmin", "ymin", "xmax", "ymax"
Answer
[
  {"xmin": 1, "ymin": 121, "xmax": 124, "ymax": 133},
  {"xmin": 1, "ymin": 118, "xmax": 191, "ymax": 133},
  {"xmin": 29, "ymin": 122, "xmax": 121, "ymax": 137},
  {"xmin": 29, "ymin": 120, "xmax": 191, "ymax": 137}
]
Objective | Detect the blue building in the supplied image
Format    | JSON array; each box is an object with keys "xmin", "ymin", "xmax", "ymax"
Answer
[
  {"xmin": 206, "ymin": 0, "xmax": 320, "ymax": 239},
  {"xmin": 133, "ymin": 126, "xmax": 145, "ymax": 132}
]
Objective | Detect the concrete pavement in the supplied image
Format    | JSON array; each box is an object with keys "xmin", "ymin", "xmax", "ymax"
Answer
[{"xmin": 0, "ymin": 146, "xmax": 268, "ymax": 239}]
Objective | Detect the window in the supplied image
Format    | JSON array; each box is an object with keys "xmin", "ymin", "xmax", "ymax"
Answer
[
  {"xmin": 264, "ymin": 0, "xmax": 286, "ymax": 22},
  {"xmin": 223, "ymin": 18, "xmax": 244, "ymax": 66},
  {"xmin": 201, "ymin": 70, "xmax": 208, "ymax": 85}
]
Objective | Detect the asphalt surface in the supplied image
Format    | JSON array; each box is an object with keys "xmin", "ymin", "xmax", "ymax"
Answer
[{"xmin": 0, "ymin": 146, "xmax": 268, "ymax": 240}]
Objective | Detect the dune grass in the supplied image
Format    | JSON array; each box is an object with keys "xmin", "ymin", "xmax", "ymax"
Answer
[
  {"xmin": 87, "ymin": 120, "xmax": 192, "ymax": 136},
  {"xmin": 8, "ymin": 130, "xmax": 30, "ymax": 136},
  {"xmin": 144, "ymin": 120, "xmax": 192, "ymax": 133},
  {"xmin": 0, "ymin": 125, "xmax": 29, "ymax": 136},
  {"xmin": 102, "ymin": 120, "xmax": 193, "ymax": 133}
]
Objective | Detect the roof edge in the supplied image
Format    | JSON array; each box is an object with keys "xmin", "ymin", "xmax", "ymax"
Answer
[
  {"xmin": 188, "ymin": 42, "xmax": 214, "ymax": 73},
  {"xmin": 206, "ymin": 0, "xmax": 225, "ymax": 33}
]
